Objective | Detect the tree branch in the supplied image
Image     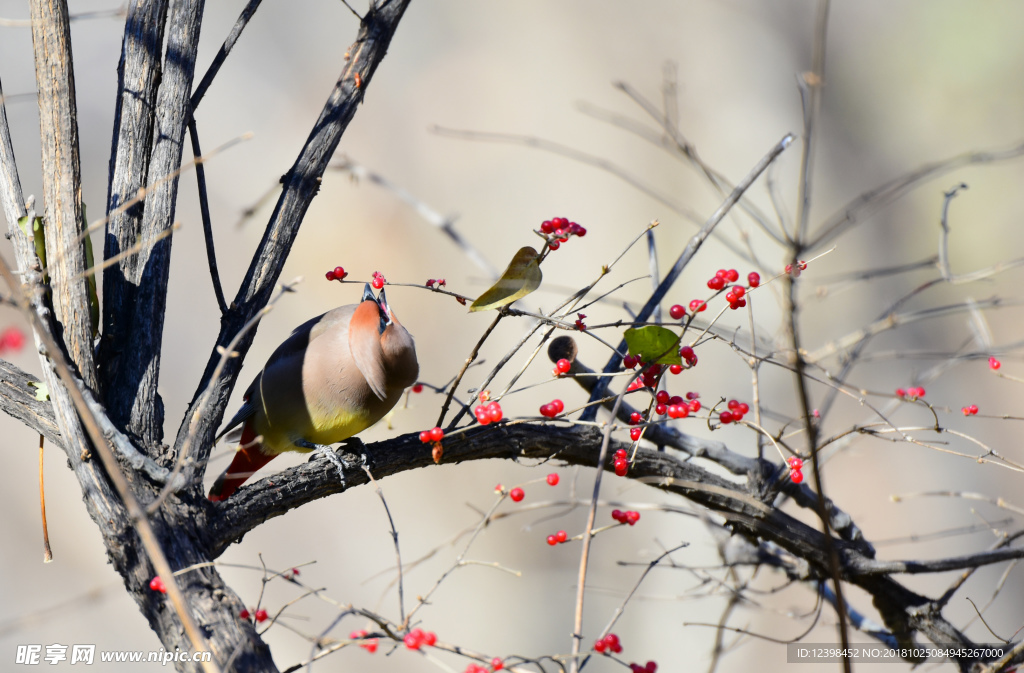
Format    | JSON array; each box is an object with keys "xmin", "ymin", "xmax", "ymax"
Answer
[{"xmin": 29, "ymin": 0, "xmax": 97, "ymax": 389}]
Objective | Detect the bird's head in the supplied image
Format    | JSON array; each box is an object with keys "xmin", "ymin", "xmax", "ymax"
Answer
[{"xmin": 350, "ymin": 283, "xmax": 419, "ymax": 399}]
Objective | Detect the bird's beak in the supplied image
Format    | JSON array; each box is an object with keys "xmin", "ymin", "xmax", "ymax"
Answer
[
  {"xmin": 361, "ymin": 283, "xmax": 375, "ymax": 304},
  {"xmin": 375, "ymin": 289, "xmax": 393, "ymax": 326}
]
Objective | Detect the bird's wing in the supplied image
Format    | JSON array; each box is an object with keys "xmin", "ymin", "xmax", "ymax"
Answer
[{"xmin": 215, "ymin": 395, "xmax": 257, "ymax": 443}]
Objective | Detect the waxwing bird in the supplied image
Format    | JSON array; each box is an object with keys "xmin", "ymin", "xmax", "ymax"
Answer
[{"xmin": 208, "ymin": 284, "xmax": 418, "ymax": 501}]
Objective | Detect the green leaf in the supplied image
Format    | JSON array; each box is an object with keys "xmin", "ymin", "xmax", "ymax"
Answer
[
  {"xmin": 624, "ymin": 325, "xmax": 682, "ymax": 365},
  {"xmin": 469, "ymin": 246, "xmax": 542, "ymax": 312},
  {"xmin": 29, "ymin": 381, "xmax": 50, "ymax": 402}
]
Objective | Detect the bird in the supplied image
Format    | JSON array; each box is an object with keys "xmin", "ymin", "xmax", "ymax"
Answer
[{"xmin": 208, "ymin": 283, "xmax": 418, "ymax": 501}]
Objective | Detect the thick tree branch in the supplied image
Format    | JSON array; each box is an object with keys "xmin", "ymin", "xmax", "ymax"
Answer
[
  {"xmin": 29, "ymin": 0, "xmax": 97, "ymax": 389},
  {"xmin": 104, "ymin": 0, "xmax": 205, "ymax": 448},
  {"xmin": 204, "ymin": 423, "xmax": 993, "ymax": 668},
  {"xmin": 176, "ymin": 0, "xmax": 413, "ymax": 486},
  {"xmin": 100, "ymin": 0, "xmax": 168, "ymax": 398},
  {"xmin": 0, "ymin": 359, "xmax": 61, "ymax": 446}
]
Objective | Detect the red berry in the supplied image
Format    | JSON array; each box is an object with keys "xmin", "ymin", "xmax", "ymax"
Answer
[
  {"xmin": 412, "ymin": 383, "xmax": 424, "ymax": 393},
  {"xmin": 487, "ymin": 402, "xmax": 503, "ymax": 423},
  {"xmin": 689, "ymin": 299, "xmax": 707, "ymax": 313},
  {"xmin": 430, "ymin": 426, "xmax": 444, "ymax": 442},
  {"xmin": 556, "ymin": 358, "xmax": 572, "ymax": 374},
  {"xmin": 239, "ymin": 608, "xmax": 250, "ymax": 620},
  {"xmin": 728, "ymin": 399, "xmax": 740, "ymax": 410},
  {"xmin": 747, "ymin": 272, "xmax": 760, "ymax": 287},
  {"xmin": 614, "ymin": 459, "xmax": 628, "ymax": 476},
  {"xmin": 540, "ymin": 403, "xmax": 555, "ymax": 417},
  {"xmin": 492, "ymin": 658, "xmax": 505, "ymax": 670},
  {"xmin": 149, "ymin": 577, "xmax": 166, "ymax": 593},
  {"xmin": 475, "ymin": 405, "xmax": 490, "ymax": 425},
  {"xmin": 708, "ymin": 276, "xmax": 725, "ymax": 290},
  {"xmin": 541, "ymin": 220, "xmax": 554, "ymax": 234},
  {"xmin": 548, "ymin": 239, "xmax": 560, "ymax": 250},
  {"xmin": 732, "ymin": 286, "xmax": 745, "ymax": 299},
  {"xmin": 630, "ymin": 411, "xmax": 643, "ymax": 425},
  {"xmin": 895, "ymin": 388, "xmax": 906, "ymax": 398},
  {"xmin": 990, "ymin": 357, "xmax": 1001, "ymax": 370},
  {"xmin": 594, "ymin": 639, "xmax": 607, "ymax": 653},
  {"xmin": 738, "ymin": 402, "xmax": 749, "ymax": 414},
  {"xmin": 669, "ymin": 304, "xmax": 685, "ymax": 320},
  {"xmin": 790, "ymin": 469, "xmax": 804, "ymax": 484},
  {"xmin": 419, "ymin": 430, "xmax": 432, "ymax": 443},
  {"xmin": 629, "ymin": 427, "xmax": 642, "ymax": 441},
  {"xmin": 788, "ymin": 456, "xmax": 803, "ymax": 470},
  {"xmin": 725, "ymin": 269, "xmax": 739, "ymax": 282},
  {"xmin": 371, "ymin": 271, "xmax": 386, "ymax": 289},
  {"xmin": 552, "ymin": 399, "xmax": 565, "ymax": 413},
  {"xmin": 625, "ymin": 511, "xmax": 640, "ymax": 525},
  {"xmin": 611, "ymin": 509, "xmax": 624, "ymax": 522},
  {"xmin": 645, "ymin": 662, "xmax": 658, "ymax": 673},
  {"xmin": 615, "ymin": 449, "xmax": 628, "ymax": 459},
  {"xmin": 556, "ymin": 530, "xmax": 567, "ymax": 543},
  {"xmin": 546, "ymin": 473, "xmax": 560, "ymax": 486},
  {"xmin": 719, "ymin": 411, "xmax": 734, "ymax": 424},
  {"xmin": 689, "ymin": 400, "xmax": 701, "ymax": 412},
  {"xmin": 334, "ymin": 266, "xmax": 346, "ymax": 279},
  {"xmin": 509, "ymin": 487, "xmax": 525, "ymax": 502},
  {"xmin": 423, "ymin": 632, "xmax": 437, "ymax": 647},
  {"xmin": 325, "ymin": 270, "xmax": 335, "ymax": 281},
  {"xmin": 686, "ymin": 391, "xmax": 699, "ymax": 400},
  {"xmin": 679, "ymin": 346, "xmax": 695, "ymax": 361},
  {"xmin": 255, "ymin": 609, "xmax": 268, "ymax": 623},
  {"xmin": 404, "ymin": 633, "xmax": 421, "ymax": 649},
  {"xmin": 655, "ymin": 403, "xmax": 667, "ymax": 415}
]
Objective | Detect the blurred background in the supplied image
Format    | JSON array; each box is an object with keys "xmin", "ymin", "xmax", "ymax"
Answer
[{"xmin": 2, "ymin": 0, "xmax": 1023, "ymax": 670}]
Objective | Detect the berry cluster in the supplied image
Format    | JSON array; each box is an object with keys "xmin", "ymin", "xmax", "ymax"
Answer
[
  {"xmin": 787, "ymin": 456, "xmax": 804, "ymax": 484},
  {"xmin": 896, "ymin": 386, "xmax": 926, "ymax": 400},
  {"xmin": 613, "ymin": 448, "xmax": 629, "ymax": 476},
  {"xmin": 990, "ymin": 357, "xmax": 1001, "ymax": 370},
  {"xmin": 324, "ymin": 265, "xmax": 347, "ymax": 281},
  {"xmin": 629, "ymin": 662, "xmax": 659, "ymax": 673},
  {"xmin": 679, "ymin": 345, "xmax": 698, "ymax": 367},
  {"xmin": 625, "ymin": 362, "xmax": 663, "ymax": 391},
  {"xmin": 403, "ymin": 628, "xmax": 437, "ymax": 650},
  {"xmin": 785, "ymin": 261, "xmax": 808, "ymax": 277},
  {"xmin": 539, "ymin": 399, "xmax": 565, "ymax": 417},
  {"xmin": 707, "ymin": 268, "xmax": 739, "ymax": 290},
  {"xmin": 724, "ymin": 285, "xmax": 747, "ymax": 310},
  {"xmin": 719, "ymin": 399, "xmax": 749, "ymax": 424},
  {"xmin": 593, "ymin": 633, "xmax": 622, "ymax": 654},
  {"xmin": 475, "ymin": 401, "xmax": 504, "ymax": 425},
  {"xmin": 962, "ymin": 405, "xmax": 979, "ymax": 416},
  {"xmin": 546, "ymin": 530, "xmax": 568, "ymax": 545},
  {"xmin": 463, "ymin": 659, "xmax": 504, "ymax": 673},
  {"xmin": 419, "ymin": 426, "xmax": 444, "ymax": 443},
  {"xmin": 371, "ymin": 271, "xmax": 386, "ymax": 289},
  {"xmin": 148, "ymin": 576, "xmax": 166, "ymax": 594},
  {"xmin": 349, "ymin": 630, "xmax": 378, "ymax": 653},
  {"xmin": 540, "ymin": 217, "xmax": 587, "ymax": 251},
  {"xmin": 612, "ymin": 509, "xmax": 640, "ymax": 525},
  {"xmin": 425, "ymin": 278, "xmax": 447, "ymax": 288},
  {"xmin": 239, "ymin": 608, "xmax": 269, "ymax": 623},
  {"xmin": 553, "ymin": 358, "xmax": 572, "ymax": 376}
]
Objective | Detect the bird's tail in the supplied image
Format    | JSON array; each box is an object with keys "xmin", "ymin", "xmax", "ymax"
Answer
[{"xmin": 208, "ymin": 425, "xmax": 275, "ymax": 501}]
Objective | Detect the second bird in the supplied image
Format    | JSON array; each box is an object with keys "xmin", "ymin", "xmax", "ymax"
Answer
[{"xmin": 208, "ymin": 284, "xmax": 418, "ymax": 501}]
